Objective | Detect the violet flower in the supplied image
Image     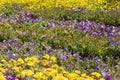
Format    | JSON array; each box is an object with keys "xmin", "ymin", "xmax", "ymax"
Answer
[
  {"xmin": 8, "ymin": 50, "xmax": 14, "ymax": 58},
  {"xmin": 106, "ymin": 75, "xmax": 113, "ymax": 80},
  {"xmin": 29, "ymin": 41, "xmax": 34, "ymax": 46},
  {"xmin": 45, "ymin": 65, "xmax": 51, "ymax": 68},
  {"xmin": 6, "ymin": 75, "xmax": 16, "ymax": 80}
]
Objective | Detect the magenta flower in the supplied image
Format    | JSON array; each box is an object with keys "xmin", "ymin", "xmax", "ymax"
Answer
[
  {"xmin": 106, "ymin": 75, "xmax": 113, "ymax": 80},
  {"xmin": 45, "ymin": 65, "xmax": 51, "ymax": 68}
]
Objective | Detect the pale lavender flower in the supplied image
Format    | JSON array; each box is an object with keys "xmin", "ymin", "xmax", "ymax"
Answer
[
  {"xmin": 29, "ymin": 41, "xmax": 34, "ymax": 46},
  {"xmin": 101, "ymin": 71, "xmax": 107, "ymax": 77}
]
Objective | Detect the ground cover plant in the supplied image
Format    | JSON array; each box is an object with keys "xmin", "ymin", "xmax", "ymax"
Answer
[
  {"xmin": 0, "ymin": 0, "xmax": 120, "ymax": 26},
  {"xmin": 0, "ymin": 0, "xmax": 120, "ymax": 80}
]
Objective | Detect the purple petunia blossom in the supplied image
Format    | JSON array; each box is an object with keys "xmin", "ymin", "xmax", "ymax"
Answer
[
  {"xmin": 6, "ymin": 75, "xmax": 16, "ymax": 80},
  {"xmin": 60, "ymin": 54, "xmax": 67, "ymax": 60},
  {"xmin": 8, "ymin": 50, "xmax": 14, "ymax": 58},
  {"xmin": 4, "ymin": 48, "xmax": 8, "ymax": 53},
  {"xmin": 45, "ymin": 65, "xmax": 51, "ymax": 68},
  {"xmin": 29, "ymin": 41, "xmax": 34, "ymax": 46},
  {"xmin": 106, "ymin": 75, "xmax": 113, "ymax": 80},
  {"xmin": 18, "ymin": 45, "xmax": 23, "ymax": 49}
]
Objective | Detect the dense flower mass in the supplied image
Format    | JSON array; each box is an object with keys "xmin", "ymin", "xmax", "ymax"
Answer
[
  {"xmin": 0, "ymin": 54, "xmax": 106, "ymax": 80},
  {"xmin": 0, "ymin": 0, "xmax": 120, "ymax": 80},
  {"xmin": 0, "ymin": 0, "xmax": 120, "ymax": 10},
  {"xmin": 0, "ymin": 37, "xmax": 119, "ymax": 80}
]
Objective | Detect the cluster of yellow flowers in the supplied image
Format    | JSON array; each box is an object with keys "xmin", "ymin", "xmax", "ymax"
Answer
[
  {"xmin": 0, "ymin": 0, "xmax": 119, "ymax": 10},
  {"xmin": 0, "ymin": 54, "xmax": 105, "ymax": 80}
]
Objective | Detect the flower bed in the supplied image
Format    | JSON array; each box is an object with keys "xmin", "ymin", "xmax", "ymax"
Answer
[{"xmin": 0, "ymin": 1, "xmax": 120, "ymax": 80}]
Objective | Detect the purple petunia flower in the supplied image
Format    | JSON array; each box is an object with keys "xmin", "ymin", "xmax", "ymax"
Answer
[
  {"xmin": 18, "ymin": 45, "xmax": 23, "ymax": 49},
  {"xmin": 47, "ymin": 46, "xmax": 52, "ymax": 53},
  {"xmin": 29, "ymin": 41, "xmax": 34, "ymax": 46},
  {"xmin": 108, "ymin": 68, "xmax": 112, "ymax": 72},
  {"xmin": 26, "ymin": 65, "xmax": 31, "ymax": 69},
  {"xmin": 4, "ymin": 48, "xmax": 8, "ymax": 53},
  {"xmin": 8, "ymin": 50, "xmax": 14, "ymax": 59},
  {"xmin": 16, "ymin": 19, "xmax": 22, "ymax": 23},
  {"xmin": 60, "ymin": 54, "xmax": 67, "ymax": 60},
  {"xmin": 106, "ymin": 75, "xmax": 113, "ymax": 80},
  {"xmin": 29, "ymin": 48, "xmax": 33, "ymax": 53},
  {"xmin": 6, "ymin": 75, "xmax": 16, "ymax": 80},
  {"xmin": 108, "ymin": 35, "xmax": 113, "ymax": 42},
  {"xmin": 45, "ymin": 65, "xmax": 51, "ymax": 68}
]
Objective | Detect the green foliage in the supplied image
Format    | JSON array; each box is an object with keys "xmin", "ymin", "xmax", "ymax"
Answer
[
  {"xmin": 0, "ymin": 4, "xmax": 120, "ymax": 26},
  {"xmin": 34, "ymin": 8, "xmax": 120, "ymax": 26},
  {"xmin": 0, "ymin": 24, "xmax": 119, "ymax": 58}
]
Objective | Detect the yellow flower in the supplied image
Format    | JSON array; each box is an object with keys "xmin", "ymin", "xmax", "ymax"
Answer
[
  {"xmin": 43, "ymin": 68, "xmax": 57, "ymax": 77},
  {"xmin": 63, "ymin": 71, "xmax": 69, "ymax": 75},
  {"xmin": 48, "ymin": 69, "xmax": 58, "ymax": 76},
  {"xmin": 17, "ymin": 58, "xmax": 24, "ymax": 65},
  {"xmin": 0, "ymin": 0, "xmax": 119, "ymax": 11},
  {"xmin": 31, "ymin": 56, "xmax": 39, "ymax": 63},
  {"xmin": 9, "ymin": 59, "xmax": 17, "ymax": 64},
  {"xmin": 12, "ymin": 66, "xmax": 20, "ymax": 73},
  {"xmin": 43, "ymin": 54, "xmax": 50, "ymax": 60},
  {"xmin": 86, "ymin": 76, "xmax": 94, "ymax": 80},
  {"xmin": 91, "ymin": 76, "xmax": 95, "ymax": 78},
  {"xmin": 75, "ymin": 70, "xmax": 81, "ymax": 74},
  {"xmin": 0, "ymin": 72, "xmax": 6, "ymax": 80},
  {"xmin": 51, "ymin": 64, "xmax": 59, "ymax": 69},
  {"xmin": 81, "ymin": 73, "xmax": 87, "ymax": 77},
  {"xmin": 0, "ymin": 67, "xmax": 5, "ymax": 73},
  {"xmin": 100, "ymin": 78, "xmax": 105, "ymax": 80},
  {"xmin": 77, "ymin": 77, "xmax": 86, "ymax": 80},
  {"xmin": 27, "ymin": 61, "xmax": 35, "ymax": 66},
  {"xmin": 40, "ymin": 60, "xmax": 50, "ymax": 66},
  {"xmin": 91, "ymin": 72, "xmax": 101, "ymax": 78},
  {"xmin": 0, "ymin": 63, "xmax": 3, "ymax": 67},
  {"xmin": 25, "ymin": 56, "xmax": 38, "ymax": 66},
  {"xmin": 25, "ymin": 57, "xmax": 32, "ymax": 62},
  {"xmin": 1, "ymin": 60, "xmax": 7, "ymax": 64},
  {"xmin": 50, "ymin": 56, "xmax": 57, "ymax": 62},
  {"xmin": 67, "ymin": 73, "xmax": 79, "ymax": 80},
  {"xmin": 6, "ymin": 63, "xmax": 12, "ymax": 68},
  {"xmin": 17, "ymin": 58, "xmax": 24, "ymax": 63},
  {"xmin": 33, "ymin": 72, "xmax": 43, "ymax": 79},
  {"xmin": 53, "ymin": 73, "xmax": 68, "ymax": 80},
  {"xmin": 21, "ymin": 69, "xmax": 34, "ymax": 77}
]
